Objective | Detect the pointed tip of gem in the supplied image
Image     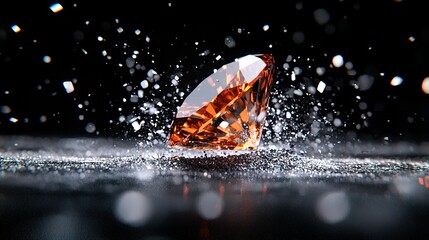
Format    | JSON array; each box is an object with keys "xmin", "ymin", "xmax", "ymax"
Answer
[{"xmin": 168, "ymin": 54, "xmax": 275, "ymax": 150}]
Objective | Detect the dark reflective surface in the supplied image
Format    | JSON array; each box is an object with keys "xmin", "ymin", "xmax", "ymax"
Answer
[{"xmin": 1, "ymin": 136, "xmax": 429, "ymax": 239}]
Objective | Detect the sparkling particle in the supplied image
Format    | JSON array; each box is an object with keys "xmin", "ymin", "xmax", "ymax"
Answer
[
  {"xmin": 9, "ymin": 117, "xmax": 18, "ymax": 123},
  {"xmin": 332, "ymin": 55, "xmax": 344, "ymax": 68},
  {"xmin": 224, "ymin": 36, "xmax": 236, "ymax": 48},
  {"xmin": 63, "ymin": 81, "xmax": 75, "ymax": 93},
  {"xmin": 1, "ymin": 105, "xmax": 11, "ymax": 114},
  {"xmin": 135, "ymin": 29, "xmax": 141, "ymax": 35},
  {"xmin": 132, "ymin": 121, "xmax": 141, "ymax": 131},
  {"xmin": 317, "ymin": 81, "xmax": 327, "ymax": 93},
  {"xmin": 316, "ymin": 67, "xmax": 325, "ymax": 76},
  {"xmin": 40, "ymin": 115, "xmax": 47, "ymax": 123},
  {"xmin": 409, "ymin": 36, "xmax": 415, "ymax": 42},
  {"xmin": 263, "ymin": 24, "xmax": 270, "ymax": 31},
  {"xmin": 50, "ymin": 3, "xmax": 64, "ymax": 13},
  {"xmin": 141, "ymin": 80, "xmax": 149, "ymax": 89},
  {"xmin": 85, "ymin": 123, "xmax": 96, "ymax": 133},
  {"xmin": 314, "ymin": 8, "xmax": 330, "ymax": 25},
  {"xmin": 168, "ymin": 54, "xmax": 275, "ymax": 150},
  {"xmin": 215, "ymin": 55, "xmax": 222, "ymax": 61},
  {"xmin": 333, "ymin": 118, "xmax": 342, "ymax": 127},
  {"xmin": 422, "ymin": 77, "xmax": 429, "ymax": 94},
  {"xmin": 11, "ymin": 25, "xmax": 21, "ymax": 33},
  {"xmin": 43, "ymin": 56, "xmax": 52, "ymax": 63},
  {"xmin": 292, "ymin": 32, "xmax": 305, "ymax": 44},
  {"xmin": 357, "ymin": 74, "xmax": 375, "ymax": 91},
  {"xmin": 390, "ymin": 76, "xmax": 403, "ymax": 86}
]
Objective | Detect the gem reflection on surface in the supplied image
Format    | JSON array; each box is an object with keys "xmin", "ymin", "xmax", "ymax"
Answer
[
  {"xmin": 316, "ymin": 192, "xmax": 350, "ymax": 224},
  {"xmin": 197, "ymin": 191, "xmax": 223, "ymax": 220},
  {"xmin": 114, "ymin": 191, "xmax": 152, "ymax": 227}
]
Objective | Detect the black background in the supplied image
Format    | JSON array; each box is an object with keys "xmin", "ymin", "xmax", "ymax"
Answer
[{"xmin": 1, "ymin": 0, "xmax": 429, "ymax": 142}]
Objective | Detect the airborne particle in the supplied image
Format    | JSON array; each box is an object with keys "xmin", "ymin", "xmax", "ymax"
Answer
[
  {"xmin": 332, "ymin": 55, "xmax": 344, "ymax": 67},
  {"xmin": 390, "ymin": 76, "xmax": 403, "ymax": 86},
  {"xmin": 63, "ymin": 81, "xmax": 75, "ymax": 93},
  {"xmin": 50, "ymin": 3, "xmax": 64, "ymax": 13}
]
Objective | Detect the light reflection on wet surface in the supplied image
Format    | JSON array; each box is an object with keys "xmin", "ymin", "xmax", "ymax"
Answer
[{"xmin": 1, "ymin": 136, "xmax": 429, "ymax": 239}]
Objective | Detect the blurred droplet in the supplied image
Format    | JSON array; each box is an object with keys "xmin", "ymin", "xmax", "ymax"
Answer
[
  {"xmin": 196, "ymin": 191, "xmax": 223, "ymax": 220},
  {"xmin": 114, "ymin": 191, "xmax": 152, "ymax": 227},
  {"xmin": 316, "ymin": 192, "xmax": 350, "ymax": 224}
]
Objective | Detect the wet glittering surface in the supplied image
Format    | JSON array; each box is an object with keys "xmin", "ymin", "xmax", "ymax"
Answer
[{"xmin": 1, "ymin": 136, "xmax": 429, "ymax": 239}]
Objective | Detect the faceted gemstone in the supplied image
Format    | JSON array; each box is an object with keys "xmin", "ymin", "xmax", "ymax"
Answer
[{"xmin": 168, "ymin": 54, "xmax": 275, "ymax": 150}]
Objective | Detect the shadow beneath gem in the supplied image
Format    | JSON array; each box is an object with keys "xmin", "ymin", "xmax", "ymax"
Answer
[
  {"xmin": 167, "ymin": 149, "xmax": 296, "ymax": 173},
  {"xmin": 169, "ymin": 152, "xmax": 257, "ymax": 172}
]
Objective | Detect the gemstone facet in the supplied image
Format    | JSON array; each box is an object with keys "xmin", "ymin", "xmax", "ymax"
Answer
[{"xmin": 168, "ymin": 54, "xmax": 275, "ymax": 150}]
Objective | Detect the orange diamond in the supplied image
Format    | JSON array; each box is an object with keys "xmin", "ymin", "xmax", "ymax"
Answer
[{"xmin": 168, "ymin": 54, "xmax": 275, "ymax": 150}]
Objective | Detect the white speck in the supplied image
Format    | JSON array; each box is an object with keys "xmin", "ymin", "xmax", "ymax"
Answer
[
  {"xmin": 50, "ymin": 3, "xmax": 64, "ymax": 13},
  {"xmin": 117, "ymin": 27, "xmax": 124, "ymax": 33},
  {"xmin": 11, "ymin": 25, "xmax": 21, "ymax": 33},
  {"xmin": 196, "ymin": 191, "xmax": 223, "ymax": 220},
  {"xmin": 263, "ymin": 24, "xmax": 270, "ymax": 31},
  {"xmin": 219, "ymin": 121, "xmax": 229, "ymax": 129},
  {"xmin": 422, "ymin": 77, "xmax": 429, "ymax": 94},
  {"xmin": 316, "ymin": 67, "xmax": 325, "ymax": 76},
  {"xmin": 82, "ymin": 49, "xmax": 88, "ymax": 55},
  {"xmin": 85, "ymin": 122, "xmax": 96, "ymax": 133},
  {"xmin": 291, "ymin": 72, "xmax": 296, "ymax": 81},
  {"xmin": 145, "ymin": 36, "xmax": 150, "ymax": 42},
  {"xmin": 171, "ymin": 79, "xmax": 178, "ymax": 86},
  {"xmin": 132, "ymin": 121, "xmax": 141, "ymax": 131},
  {"xmin": 390, "ymin": 76, "xmax": 403, "ymax": 86},
  {"xmin": 135, "ymin": 29, "xmax": 141, "ymax": 35},
  {"xmin": 314, "ymin": 8, "xmax": 330, "ymax": 25},
  {"xmin": 147, "ymin": 69, "xmax": 157, "ymax": 78},
  {"xmin": 138, "ymin": 90, "xmax": 144, "ymax": 98},
  {"xmin": 1, "ymin": 105, "xmax": 11, "ymax": 114},
  {"xmin": 273, "ymin": 123, "xmax": 282, "ymax": 133},
  {"xmin": 119, "ymin": 115, "xmax": 126, "ymax": 122},
  {"xmin": 9, "ymin": 117, "xmax": 18, "ymax": 123},
  {"xmin": 333, "ymin": 118, "xmax": 342, "ymax": 127},
  {"xmin": 102, "ymin": 50, "xmax": 107, "ymax": 56},
  {"xmin": 286, "ymin": 112, "xmax": 292, "ymax": 119},
  {"xmin": 115, "ymin": 191, "xmax": 152, "ymax": 227},
  {"xmin": 293, "ymin": 89, "xmax": 303, "ymax": 96},
  {"xmin": 78, "ymin": 115, "xmax": 84, "ymax": 120},
  {"xmin": 154, "ymin": 84, "xmax": 160, "ymax": 90},
  {"xmin": 43, "ymin": 56, "xmax": 51, "ymax": 63},
  {"xmin": 97, "ymin": 36, "xmax": 104, "ymax": 41},
  {"xmin": 130, "ymin": 95, "xmax": 139, "ymax": 103},
  {"xmin": 149, "ymin": 107, "xmax": 159, "ymax": 115},
  {"xmin": 141, "ymin": 80, "xmax": 149, "ymax": 89},
  {"xmin": 216, "ymin": 55, "xmax": 222, "ymax": 61},
  {"xmin": 332, "ymin": 55, "xmax": 344, "ymax": 67},
  {"xmin": 308, "ymin": 86, "xmax": 316, "ymax": 94},
  {"xmin": 317, "ymin": 81, "xmax": 327, "ymax": 93},
  {"xmin": 62, "ymin": 81, "xmax": 74, "ymax": 93}
]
